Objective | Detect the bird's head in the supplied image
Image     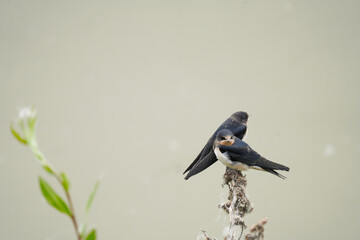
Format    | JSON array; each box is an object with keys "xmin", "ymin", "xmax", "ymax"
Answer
[
  {"xmin": 230, "ymin": 111, "xmax": 249, "ymax": 124},
  {"xmin": 216, "ymin": 129, "xmax": 235, "ymax": 146}
]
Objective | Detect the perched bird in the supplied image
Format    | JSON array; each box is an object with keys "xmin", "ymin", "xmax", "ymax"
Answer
[
  {"xmin": 214, "ymin": 129, "xmax": 290, "ymax": 179},
  {"xmin": 184, "ymin": 111, "xmax": 249, "ymax": 180}
]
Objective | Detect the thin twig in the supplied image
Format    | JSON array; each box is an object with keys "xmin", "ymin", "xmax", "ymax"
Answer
[
  {"xmin": 65, "ymin": 190, "xmax": 82, "ymax": 240},
  {"xmin": 53, "ymin": 172, "xmax": 82, "ymax": 240}
]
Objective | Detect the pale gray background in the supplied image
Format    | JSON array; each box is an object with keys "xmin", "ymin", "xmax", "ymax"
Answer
[{"xmin": 1, "ymin": 0, "xmax": 359, "ymax": 239}]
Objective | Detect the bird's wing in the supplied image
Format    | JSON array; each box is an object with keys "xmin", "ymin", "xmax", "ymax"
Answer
[
  {"xmin": 183, "ymin": 121, "xmax": 228, "ymax": 175},
  {"xmin": 183, "ymin": 149, "xmax": 203, "ymax": 174},
  {"xmin": 232, "ymin": 125, "xmax": 247, "ymax": 140},
  {"xmin": 183, "ymin": 134, "xmax": 214, "ymax": 174},
  {"xmin": 198, "ymin": 137, "xmax": 215, "ymax": 162},
  {"xmin": 219, "ymin": 142, "xmax": 259, "ymax": 166},
  {"xmin": 184, "ymin": 150, "xmax": 217, "ymax": 180},
  {"xmin": 219, "ymin": 141, "xmax": 290, "ymax": 171}
]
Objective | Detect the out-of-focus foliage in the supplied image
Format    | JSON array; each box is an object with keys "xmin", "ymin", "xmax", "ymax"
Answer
[{"xmin": 11, "ymin": 107, "xmax": 100, "ymax": 240}]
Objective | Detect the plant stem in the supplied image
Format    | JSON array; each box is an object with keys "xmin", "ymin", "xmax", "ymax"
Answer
[
  {"xmin": 38, "ymin": 149, "xmax": 82, "ymax": 239},
  {"xmin": 53, "ymin": 173, "xmax": 82, "ymax": 240},
  {"xmin": 14, "ymin": 109, "xmax": 84, "ymax": 240},
  {"xmin": 65, "ymin": 189, "xmax": 82, "ymax": 240}
]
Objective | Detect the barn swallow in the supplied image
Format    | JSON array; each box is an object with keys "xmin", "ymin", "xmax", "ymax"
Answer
[
  {"xmin": 213, "ymin": 129, "xmax": 290, "ymax": 179},
  {"xmin": 184, "ymin": 111, "xmax": 249, "ymax": 180}
]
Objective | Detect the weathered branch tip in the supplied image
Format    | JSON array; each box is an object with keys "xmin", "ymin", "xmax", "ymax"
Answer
[{"xmin": 201, "ymin": 168, "xmax": 268, "ymax": 240}]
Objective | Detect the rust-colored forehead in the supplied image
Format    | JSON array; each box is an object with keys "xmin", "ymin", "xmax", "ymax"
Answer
[{"xmin": 219, "ymin": 139, "xmax": 235, "ymax": 146}]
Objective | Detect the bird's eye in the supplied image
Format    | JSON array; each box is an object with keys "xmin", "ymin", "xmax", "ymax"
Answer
[{"xmin": 220, "ymin": 137, "xmax": 226, "ymax": 140}]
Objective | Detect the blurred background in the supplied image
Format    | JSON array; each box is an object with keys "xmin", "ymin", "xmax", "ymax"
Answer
[{"xmin": 1, "ymin": 0, "xmax": 360, "ymax": 239}]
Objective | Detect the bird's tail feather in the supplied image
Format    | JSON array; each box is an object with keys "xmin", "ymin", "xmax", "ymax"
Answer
[
  {"xmin": 264, "ymin": 168, "xmax": 287, "ymax": 179},
  {"xmin": 254, "ymin": 156, "xmax": 289, "ymax": 179},
  {"xmin": 256, "ymin": 157, "xmax": 290, "ymax": 171}
]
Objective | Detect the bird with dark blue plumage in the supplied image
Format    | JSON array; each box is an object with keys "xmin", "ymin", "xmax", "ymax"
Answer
[{"xmin": 214, "ymin": 129, "xmax": 290, "ymax": 179}]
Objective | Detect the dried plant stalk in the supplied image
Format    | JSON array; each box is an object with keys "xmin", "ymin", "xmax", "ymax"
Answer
[
  {"xmin": 201, "ymin": 167, "xmax": 268, "ymax": 240},
  {"xmin": 245, "ymin": 218, "xmax": 268, "ymax": 240},
  {"xmin": 220, "ymin": 167, "xmax": 253, "ymax": 240}
]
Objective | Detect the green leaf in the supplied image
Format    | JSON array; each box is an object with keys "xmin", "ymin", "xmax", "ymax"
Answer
[
  {"xmin": 38, "ymin": 176, "xmax": 71, "ymax": 216},
  {"xmin": 60, "ymin": 172, "xmax": 70, "ymax": 191},
  {"xmin": 85, "ymin": 229, "xmax": 96, "ymax": 240},
  {"xmin": 85, "ymin": 180, "xmax": 100, "ymax": 215},
  {"xmin": 10, "ymin": 124, "xmax": 27, "ymax": 144}
]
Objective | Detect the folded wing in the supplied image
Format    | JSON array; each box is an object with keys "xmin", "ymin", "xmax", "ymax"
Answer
[{"xmin": 219, "ymin": 140, "xmax": 290, "ymax": 179}]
